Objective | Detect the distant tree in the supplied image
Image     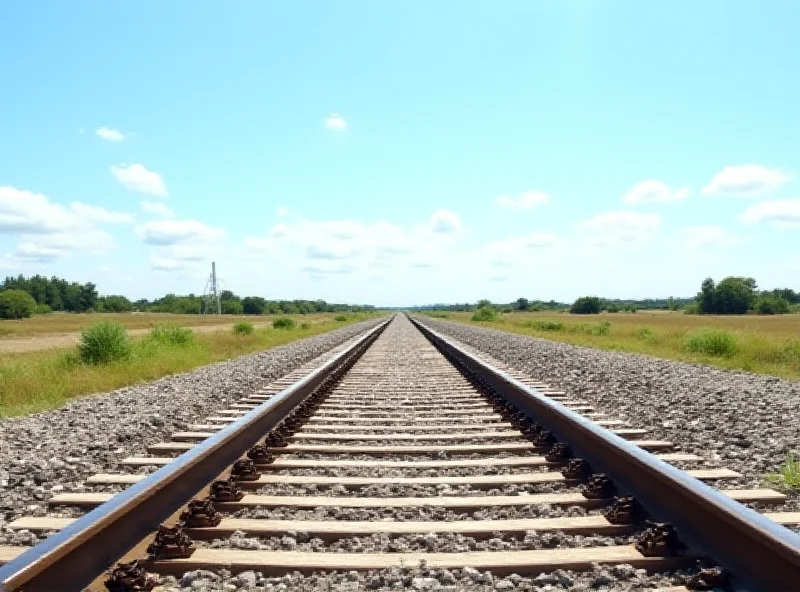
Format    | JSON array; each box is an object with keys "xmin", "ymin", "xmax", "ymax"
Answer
[
  {"xmin": 242, "ymin": 296, "xmax": 267, "ymax": 315},
  {"xmin": 100, "ymin": 295, "xmax": 133, "ymax": 313},
  {"xmin": 0, "ymin": 290, "xmax": 37, "ymax": 319},
  {"xmin": 697, "ymin": 278, "xmax": 716, "ymax": 314},
  {"xmin": 476, "ymin": 299, "xmax": 492, "ymax": 309},
  {"xmin": 221, "ymin": 299, "xmax": 244, "ymax": 315},
  {"xmin": 570, "ymin": 296, "xmax": 601, "ymax": 314},
  {"xmin": 713, "ymin": 277, "xmax": 757, "ymax": 314},
  {"xmin": 753, "ymin": 296, "xmax": 790, "ymax": 315},
  {"xmin": 516, "ymin": 298, "xmax": 529, "ymax": 311}
]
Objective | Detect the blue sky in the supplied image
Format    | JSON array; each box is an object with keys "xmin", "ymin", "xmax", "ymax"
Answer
[{"xmin": 1, "ymin": 1, "xmax": 798, "ymax": 306}]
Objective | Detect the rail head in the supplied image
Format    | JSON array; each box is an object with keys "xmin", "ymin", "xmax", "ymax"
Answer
[
  {"xmin": 0, "ymin": 317, "xmax": 392, "ymax": 592},
  {"xmin": 410, "ymin": 315, "xmax": 800, "ymax": 591}
]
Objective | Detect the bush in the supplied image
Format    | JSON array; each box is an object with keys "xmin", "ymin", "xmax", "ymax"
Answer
[
  {"xmin": 683, "ymin": 303, "xmax": 699, "ymax": 315},
  {"xmin": 334, "ymin": 315, "xmax": 348, "ymax": 322},
  {"xmin": 525, "ymin": 320, "xmax": 564, "ymax": 332},
  {"xmin": 426, "ymin": 312, "xmax": 450, "ymax": 319},
  {"xmin": 233, "ymin": 322, "xmax": 255, "ymax": 335},
  {"xmin": 300, "ymin": 322, "xmax": 311, "ymax": 329},
  {"xmin": 570, "ymin": 296, "xmax": 601, "ymax": 314},
  {"xmin": 753, "ymin": 296, "xmax": 790, "ymax": 315},
  {"xmin": 781, "ymin": 339, "xmax": 800, "ymax": 364},
  {"xmin": 635, "ymin": 327, "xmax": 658, "ymax": 343},
  {"xmin": 0, "ymin": 290, "xmax": 37, "ymax": 319},
  {"xmin": 272, "ymin": 317, "xmax": 296, "ymax": 330},
  {"xmin": 471, "ymin": 307, "xmax": 498, "ymax": 322},
  {"xmin": 684, "ymin": 328, "xmax": 738, "ymax": 358},
  {"xmin": 34, "ymin": 304, "xmax": 53, "ymax": 315},
  {"xmin": 78, "ymin": 321, "xmax": 132, "ymax": 365},
  {"xmin": 150, "ymin": 324, "xmax": 194, "ymax": 345}
]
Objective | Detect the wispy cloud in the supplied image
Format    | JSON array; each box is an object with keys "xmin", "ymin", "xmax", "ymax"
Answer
[
  {"xmin": 324, "ymin": 113, "xmax": 347, "ymax": 131},
  {"xmin": 623, "ymin": 180, "xmax": 690, "ymax": 204},
  {"xmin": 496, "ymin": 191, "xmax": 550, "ymax": 210},
  {"xmin": 95, "ymin": 127, "xmax": 126, "ymax": 142},
  {"xmin": 702, "ymin": 164, "xmax": 792, "ymax": 197},
  {"xmin": 111, "ymin": 164, "xmax": 169, "ymax": 197}
]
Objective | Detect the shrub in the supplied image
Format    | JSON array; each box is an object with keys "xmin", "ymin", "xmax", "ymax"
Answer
[
  {"xmin": 683, "ymin": 303, "xmax": 700, "ymax": 315},
  {"xmin": 684, "ymin": 328, "xmax": 738, "ymax": 358},
  {"xmin": 272, "ymin": 317, "xmax": 296, "ymax": 330},
  {"xmin": 426, "ymin": 312, "xmax": 449, "ymax": 319},
  {"xmin": 78, "ymin": 321, "xmax": 132, "ymax": 365},
  {"xmin": 570, "ymin": 296, "xmax": 601, "ymax": 314},
  {"xmin": 0, "ymin": 290, "xmax": 37, "ymax": 319},
  {"xmin": 471, "ymin": 307, "xmax": 498, "ymax": 322},
  {"xmin": 151, "ymin": 324, "xmax": 194, "ymax": 345},
  {"xmin": 233, "ymin": 322, "xmax": 255, "ymax": 335},
  {"xmin": 525, "ymin": 320, "xmax": 564, "ymax": 332},
  {"xmin": 781, "ymin": 339, "xmax": 800, "ymax": 364},
  {"xmin": 34, "ymin": 304, "xmax": 53, "ymax": 315},
  {"xmin": 334, "ymin": 315, "xmax": 348, "ymax": 322},
  {"xmin": 300, "ymin": 322, "xmax": 311, "ymax": 329},
  {"xmin": 753, "ymin": 296, "xmax": 790, "ymax": 315},
  {"xmin": 635, "ymin": 327, "xmax": 658, "ymax": 343}
]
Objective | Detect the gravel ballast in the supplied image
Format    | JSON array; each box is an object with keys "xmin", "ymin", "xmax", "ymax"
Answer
[
  {"xmin": 414, "ymin": 316, "xmax": 800, "ymax": 510},
  {"xmin": 0, "ymin": 318, "xmax": 383, "ymax": 526}
]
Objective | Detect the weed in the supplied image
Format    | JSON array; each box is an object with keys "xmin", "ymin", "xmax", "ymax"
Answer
[
  {"xmin": 635, "ymin": 327, "xmax": 658, "ymax": 343},
  {"xmin": 471, "ymin": 307, "xmax": 498, "ymax": 322},
  {"xmin": 524, "ymin": 320, "xmax": 564, "ymax": 332},
  {"xmin": 334, "ymin": 315, "xmax": 348, "ymax": 322},
  {"xmin": 300, "ymin": 322, "xmax": 311, "ymax": 329},
  {"xmin": 426, "ymin": 312, "xmax": 450, "ymax": 319},
  {"xmin": 766, "ymin": 454, "xmax": 800, "ymax": 491},
  {"xmin": 781, "ymin": 339, "xmax": 800, "ymax": 363},
  {"xmin": 272, "ymin": 317, "xmax": 296, "ymax": 330},
  {"xmin": 150, "ymin": 324, "xmax": 195, "ymax": 345},
  {"xmin": 78, "ymin": 321, "xmax": 132, "ymax": 365},
  {"xmin": 684, "ymin": 328, "xmax": 738, "ymax": 358},
  {"xmin": 233, "ymin": 322, "xmax": 255, "ymax": 335}
]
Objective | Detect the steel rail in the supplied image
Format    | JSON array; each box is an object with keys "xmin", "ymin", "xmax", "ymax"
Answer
[
  {"xmin": 410, "ymin": 315, "xmax": 800, "ymax": 591},
  {"xmin": 0, "ymin": 317, "xmax": 392, "ymax": 592}
]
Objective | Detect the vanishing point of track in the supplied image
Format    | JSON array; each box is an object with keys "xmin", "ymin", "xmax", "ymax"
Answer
[{"xmin": 1, "ymin": 315, "xmax": 800, "ymax": 591}]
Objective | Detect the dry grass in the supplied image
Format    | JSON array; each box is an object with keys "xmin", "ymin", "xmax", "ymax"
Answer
[
  {"xmin": 442, "ymin": 310, "xmax": 800, "ymax": 380},
  {"xmin": 0, "ymin": 313, "xmax": 377, "ymax": 417},
  {"xmin": 0, "ymin": 312, "xmax": 336, "ymax": 338}
]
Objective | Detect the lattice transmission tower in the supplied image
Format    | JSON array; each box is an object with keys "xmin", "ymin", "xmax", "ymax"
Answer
[{"xmin": 201, "ymin": 261, "xmax": 221, "ymax": 315}]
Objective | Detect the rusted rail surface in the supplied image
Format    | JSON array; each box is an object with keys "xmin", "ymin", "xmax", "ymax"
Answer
[
  {"xmin": 0, "ymin": 319, "xmax": 391, "ymax": 592},
  {"xmin": 410, "ymin": 316, "xmax": 800, "ymax": 591}
]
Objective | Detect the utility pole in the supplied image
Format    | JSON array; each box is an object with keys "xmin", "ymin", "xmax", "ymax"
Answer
[{"xmin": 211, "ymin": 261, "xmax": 221, "ymax": 315}]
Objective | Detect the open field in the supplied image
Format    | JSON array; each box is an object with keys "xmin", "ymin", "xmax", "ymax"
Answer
[
  {"xmin": 434, "ymin": 310, "xmax": 800, "ymax": 380},
  {"xmin": 0, "ymin": 312, "xmax": 339, "ymax": 341},
  {"xmin": 0, "ymin": 313, "xmax": 377, "ymax": 417}
]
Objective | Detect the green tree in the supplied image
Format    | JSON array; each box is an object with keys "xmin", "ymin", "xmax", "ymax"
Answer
[
  {"xmin": 0, "ymin": 290, "xmax": 37, "ymax": 319},
  {"xmin": 697, "ymin": 278, "xmax": 716, "ymax": 314},
  {"xmin": 753, "ymin": 296, "xmax": 790, "ymax": 315},
  {"xmin": 516, "ymin": 298, "xmax": 529, "ymax": 311},
  {"xmin": 242, "ymin": 296, "xmax": 267, "ymax": 315},
  {"xmin": 100, "ymin": 295, "xmax": 133, "ymax": 313},
  {"xmin": 713, "ymin": 276, "xmax": 756, "ymax": 314},
  {"xmin": 570, "ymin": 296, "xmax": 601, "ymax": 314}
]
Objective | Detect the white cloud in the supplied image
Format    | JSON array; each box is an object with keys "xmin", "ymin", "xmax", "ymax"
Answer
[
  {"xmin": 149, "ymin": 256, "xmax": 183, "ymax": 271},
  {"xmin": 495, "ymin": 191, "xmax": 550, "ymax": 210},
  {"xmin": 576, "ymin": 211, "xmax": 660, "ymax": 245},
  {"xmin": 428, "ymin": 209, "xmax": 462, "ymax": 234},
  {"xmin": 702, "ymin": 164, "xmax": 792, "ymax": 197},
  {"xmin": 95, "ymin": 127, "xmax": 126, "ymax": 142},
  {"xmin": 15, "ymin": 242, "xmax": 66, "ymax": 261},
  {"xmin": 740, "ymin": 199, "xmax": 800, "ymax": 228},
  {"xmin": 487, "ymin": 233, "xmax": 562, "ymax": 266},
  {"xmin": 136, "ymin": 219, "xmax": 226, "ymax": 245},
  {"xmin": 681, "ymin": 226, "xmax": 739, "ymax": 249},
  {"xmin": 71, "ymin": 202, "xmax": 133, "ymax": 224},
  {"xmin": 276, "ymin": 206, "xmax": 291, "ymax": 216},
  {"xmin": 140, "ymin": 201, "xmax": 174, "ymax": 217},
  {"xmin": 245, "ymin": 210, "xmax": 463, "ymax": 278},
  {"xmin": 324, "ymin": 113, "xmax": 347, "ymax": 131},
  {"xmin": 623, "ymin": 180, "xmax": 690, "ymax": 204},
  {"xmin": 111, "ymin": 163, "xmax": 169, "ymax": 197}
]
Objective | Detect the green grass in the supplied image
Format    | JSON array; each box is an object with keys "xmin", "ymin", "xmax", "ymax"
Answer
[
  {"xmin": 232, "ymin": 322, "xmax": 255, "ymax": 335},
  {"xmin": 766, "ymin": 454, "xmax": 800, "ymax": 491},
  {"xmin": 439, "ymin": 310, "xmax": 800, "ymax": 380},
  {"xmin": 0, "ymin": 314, "xmax": 376, "ymax": 417}
]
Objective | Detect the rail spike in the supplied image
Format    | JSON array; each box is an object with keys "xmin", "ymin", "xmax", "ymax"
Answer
[
  {"xmin": 686, "ymin": 566, "xmax": 731, "ymax": 590},
  {"xmin": 545, "ymin": 443, "xmax": 574, "ymax": 464},
  {"xmin": 561, "ymin": 458, "xmax": 594, "ymax": 482},
  {"xmin": 104, "ymin": 560, "xmax": 158, "ymax": 592},
  {"xmin": 247, "ymin": 443, "xmax": 274, "ymax": 464},
  {"xmin": 602, "ymin": 496, "xmax": 649, "ymax": 525},
  {"xmin": 210, "ymin": 478, "xmax": 244, "ymax": 502},
  {"xmin": 581, "ymin": 474, "xmax": 616, "ymax": 499},
  {"xmin": 231, "ymin": 458, "xmax": 261, "ymax": 481},
  {"xmin": 146, "ymin": 524, "xmax": 195, "ymax": 560},
  {"xmin": 634, "ymin": 522, "xmax": 686, "ymax": 557},
  {"xmin": 180, "ymin": 497, "xmax": 221, "ymax": 528}
]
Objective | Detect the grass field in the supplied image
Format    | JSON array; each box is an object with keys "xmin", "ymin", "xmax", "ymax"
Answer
[
  {"xmin": 0, "ymin": 313, "xmax": 376, "ymax": 417},
  {"xmin": 0, "ymin": 312, "xmax": 337, "ymax": 338},
  {"xmin": 434, "ymin": 310, "xmax": 800, "ymax": 380}
]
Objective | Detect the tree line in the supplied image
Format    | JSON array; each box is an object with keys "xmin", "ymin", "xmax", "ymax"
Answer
[{"xmin": 0, "ymin": 274, "xmax": 375, "ymax": 319}]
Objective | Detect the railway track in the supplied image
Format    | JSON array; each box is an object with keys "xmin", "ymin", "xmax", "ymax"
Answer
[{"xmin": 1, "ymin": 314, "xmax": 799, "ymax": 591}]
